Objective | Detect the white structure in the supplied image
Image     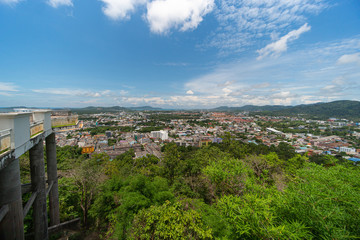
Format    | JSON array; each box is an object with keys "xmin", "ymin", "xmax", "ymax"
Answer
[
  {"xmin": 151, "ymin": 130, "xmax": 168, "ymax": 141},
  {"xmin": 266, "ymin": 127, "xmax": 284, "ymax": 135},
  {"xmin": 0, "ymin": 111, "xmax": 52, "ymax": 158},
  {"xmin": 339, "ymin": 147, "xmax": 356, "ymax": 154},
  {"xmin": 0, "ymin": 110, "xmax": 61, "ymax": 239}
]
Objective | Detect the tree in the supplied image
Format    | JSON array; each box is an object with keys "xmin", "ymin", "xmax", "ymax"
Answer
[
  {"xmin": 70, "ymin": 157, "xmax": 103, "ymax": 227},
  {"xmin": 162, "ymin": 143, "xmax": 181, "ymax": 184},
  {"xmin": 131, "ymin": 200, "xmax": 212, "ymax": 239},
  {"xmin": 91, "ymin": 175, "xmax": 174, "ymax": 239}
]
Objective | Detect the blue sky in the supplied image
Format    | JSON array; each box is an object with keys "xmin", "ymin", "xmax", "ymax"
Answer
[{"xmin": 0, "ymin": 0, "xmax": 359, "ymax": 108}]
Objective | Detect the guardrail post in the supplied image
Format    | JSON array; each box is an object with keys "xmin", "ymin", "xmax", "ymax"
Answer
[
  {"xmin": 29, "ymin": 140, "xmax": 48, "ymax": 239},
  {"xmin": 46, "ymin": 133, "xmax": 60, "ymax": 226},
  {"xmin": 0, "ymin": 158, "xmax": 24, "ymax": 240}
]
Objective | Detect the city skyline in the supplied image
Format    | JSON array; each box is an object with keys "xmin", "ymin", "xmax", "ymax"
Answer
[{"xmin": 0, "ymin": 0, "xmax": 359, "ymax": 108}]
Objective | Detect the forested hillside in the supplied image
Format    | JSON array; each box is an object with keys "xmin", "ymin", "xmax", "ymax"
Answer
[
  {"xmin": 268, "ymin": 100, "xmax": 360, "ymax": 119},
  {"xmin": 21, "ymin": 137, "xmax": 360, "ymax": 239},
  {"xmin": 211, "ymin": 100, "xmax": 360, "ymax": 120}
]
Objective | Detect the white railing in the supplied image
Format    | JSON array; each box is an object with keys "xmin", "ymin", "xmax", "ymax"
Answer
[
  {"xmin": 0, "ymin": 129, "xmax": 11, "ymax": 153},
  {"xmin": 30, "ymin": 120, "xmax": 44, "ymax": 137},
  {"xmin": 0, "ymin": 110, "xmax": 52, "ymax": 159}
]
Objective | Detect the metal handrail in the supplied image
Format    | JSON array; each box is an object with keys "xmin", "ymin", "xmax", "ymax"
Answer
[
  {"xmin": 30, "ymin": 120, "xmax": 44, "ymax": 127},
  {"xmin": 0, "ymin": 129, "xmax": 12, "ymax": 152},
  {"xmin": 0, "ymin": 129, "xmax": 11, "ymax": 138}
]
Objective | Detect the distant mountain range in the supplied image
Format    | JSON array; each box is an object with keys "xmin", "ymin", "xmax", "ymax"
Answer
[
  {"xmin": 70, "ymin": 106, "xmax": 129, "ymax": 114},
  {"xmin": 127, "ymin": 106, "xmax": 165, "ymax": 111},
  {"xmin": 211, "ymin": 105, "xmax": 291, "ymax": 112},
  {"xmin": 2, "ymin": 100, "xmax": 359, "ymax": 120},
  {"xmin": 211, "ymin": 100, "xmax": 360, "ymax": 120},
  {"xmin": 265, "ymin": 100, "xmax": 360, "ymax": 120}
]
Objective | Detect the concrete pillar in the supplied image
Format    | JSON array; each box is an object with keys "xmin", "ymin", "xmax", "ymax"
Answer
[
  {"xmin": 45, "ymin": 133, "xmax": 60, "ymax": 226},
  {"xmin": 0, "ymin": 158, "xmax": 25, "ymax": 240},
  {"xmin": 29, "ymin": 140, "xmax": 48, "ymax": 240}
]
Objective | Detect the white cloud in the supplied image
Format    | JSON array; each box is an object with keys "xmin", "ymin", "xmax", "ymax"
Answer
[
  {"xmin": 182, "ymin": 36, "xmax": 360, "ymax": 107},
  {"xmin": 337, "ymin": 52, "xmax": 360, "ymax": 65},
  {"xmin": 186, "ymin": 90, "xmax": 194, "ymax": 95},
  {"xmin": 32, "ymin": 88, "xmax": 113, "ymax": 98},
  {"xmin": 0, "ymin": 0, "xmax": 21, "ymax": 5},
  {"xmin": 257, "ymin": 23, "xmax": 311, "ymax": 60},
  {"xmin": 100, "ymin": 0, "xmax": 147, "ymax": 20},
  {"xmin": 222, "ymin": 87, "xmax": 232, "ymax": 94},
  {"xmin": 205, "ymin": 0, "xmax": 326, "ymax": 54},
  {"xmin": 146, "ymin": 0, "xmax": 214, "ymax": 34},
  {"xmin": 0, "ymin": 82, "xmax": 18, "ymax": 92},
  {"xmin": 0, "ymin": 82, "xmax": 18, "ymax": 97},
  {"xmin": 119, "ymin": 90, "xmax": 128, "ymax": 95},
  {"xmin": 320, "ymin": 76, "xmax": 358, "ymax": 97},
  {"xmin": 47, "ymin": 0, "xmax": 73, "ymax": 8}
]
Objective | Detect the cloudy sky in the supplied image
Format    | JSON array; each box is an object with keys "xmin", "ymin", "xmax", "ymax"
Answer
[{"xmin": 0, "ymin": 0, "xmax": 359, "ymax": 108}]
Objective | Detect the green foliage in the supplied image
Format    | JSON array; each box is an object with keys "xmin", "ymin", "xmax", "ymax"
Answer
[
  {"xmin": 187, "ymin": 119, "xmax": 219, "ymax": 127},
  {"xmin": 217, "ymin": 193, "xmax": 312, "ymax": 239},
  {"xmin": 70, "ymin": 155, "xmax": 104, "ymax": 227},
  {"xmin": 91, "ymin": 175, "xmax": 174, "ymax": 239},
  {"xmin": 275, "ymin": 163, "xmax": 360, "ymax": 239},
  {"xmin": 161, "ymin": 143, "xmax": 181, "ymax": 184},
  {"xmin": 131, "ymin": 200, "xmax": 212, "ymax": 240},
  {"xmin": 108, "ymin": 138, "xmax": 117, "ymax": 146},
  {"xmin": 56, "ymin": 145, "xmax": 83, "ymax": 170},
  {"xmin": 203, "ymin": 156, "xmax": 250, "ymax": 197},
  {"xmin": 148, "ymin": 113, "xmax": 201, "ymax": 122},
  {"xmin": 54, "ymin": 137, "xmax": 360, "ymax": 239},
  {"xmin": 104, "ymin": 150, "xmax": 161, "ymax": 178},
  {"xmin": 138, "ymin": 126, "xmax": 165, "ymax": 133},
  {"xmin": 252, "ymin": 100, "xmax": 360, "ymax": 120},
  {"xmin": 58, "ymin": 177, "xmax": 81, "ymax": 221}
]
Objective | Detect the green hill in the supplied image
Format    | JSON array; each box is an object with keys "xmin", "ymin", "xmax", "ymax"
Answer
[
  {"xmin": 269, "ymin": 100, "xmax": 360, "ymax": 119},
  {"xmin": 211, "ymin": 100, "xmax": 360, "ymax": 120},
  {"xmin": 71, "ymin": 106, "xmax": 129, "ymax": 114},
  {"xmin": 212, "ymin": 105, "xmax": 291, "ymax": 112}
]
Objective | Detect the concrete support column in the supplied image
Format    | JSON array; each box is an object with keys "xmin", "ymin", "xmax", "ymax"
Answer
[
  {"xmin": 29, "ymin": 140, "xmax": 48, "ymax": 240},
  {"xmin": 45, "ymin": 133, "xmax": 60, "ymax": 226},
  {"xmin": 0, "ymin": 158, "xmax": 24, "ymax": 240}
]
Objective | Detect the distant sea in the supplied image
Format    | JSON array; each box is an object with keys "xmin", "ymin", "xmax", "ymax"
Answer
[{"xmin": 0, "ymin": 108, "xmax": 14, "ymax": 112}]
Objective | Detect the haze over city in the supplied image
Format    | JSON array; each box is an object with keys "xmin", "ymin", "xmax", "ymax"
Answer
[{"xmin": 0, "ymin": 0, "xmax": 359, "ymax": 108}]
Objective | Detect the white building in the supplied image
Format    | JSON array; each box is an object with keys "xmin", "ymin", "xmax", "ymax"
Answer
[
  {"xmin": 339, "ymin": 147, "xmax": 356, "ymax": 154},
  {"xmin": 151, "ymin": 130, "xmax": 168, "ymax": 141},
  {"xmin": 266, "ymin": 128, "xmax": 284, "ymax": 135}
]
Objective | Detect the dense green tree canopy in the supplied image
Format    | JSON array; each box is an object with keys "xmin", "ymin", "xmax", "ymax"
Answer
[{"xmin": 34, "ymin": 138, "xmax": 360, "ymax": 239}]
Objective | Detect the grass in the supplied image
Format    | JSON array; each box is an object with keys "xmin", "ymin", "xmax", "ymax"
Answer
[
  {"xmin": 31, "ymin": 130, "xmax": 44, "ymax": 138},
  {"xmin": 52, "ymin": 123, "xmax": 77, "ymax": 128},
  {"xmin": 0, "ymin": 148, "xmax": 10, "ymax": 155}
]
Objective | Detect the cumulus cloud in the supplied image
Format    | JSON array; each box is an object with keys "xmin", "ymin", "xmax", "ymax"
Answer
[
  {"xmin": 257, "ymin": 23, "xmax": 311, "ymax": 60},
  {"xmin": 113, "ymin": 37, "xmax": 360, "ymax": 108},
  {"xmin": 186, "ymin": 90, "xmax": 194, "ymax": 95},
  {"xmin": 182, "ymin": 37, "xmax": 360, "ymax": 107},
  {"xmin": 337, "ymin": 52, "xmax": 360, "ymax": 65},
  {"xmin": 47, "ymin": 0, "xmax": 73, "ymax": 8},
  {"xmin": 146, "ymin": 0, "xmax": 214, "ymax": 34},
  {"xmin": 100, "ymin": 0, "xmax": 147, "ymax": 20}
]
